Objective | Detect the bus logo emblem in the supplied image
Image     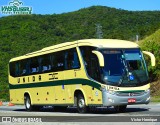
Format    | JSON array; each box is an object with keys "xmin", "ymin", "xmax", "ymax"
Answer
[{"xmin": 129, "ymin": 93, "xmax": 134, "ymax": 96}]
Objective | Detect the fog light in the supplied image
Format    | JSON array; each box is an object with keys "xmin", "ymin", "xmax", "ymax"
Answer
[{"xmin": 108, "ymin": 98, "xmax": 114, "ymax": 103}]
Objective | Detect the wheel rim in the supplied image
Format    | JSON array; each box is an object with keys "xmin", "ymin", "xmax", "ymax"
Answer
[
  {"xmin": 26, "ymin": 98, "xmax": 30, "ymax": 109},
  {"xmin": 78, "ymin": 98, "xmax": 85, "ymax": 108}
]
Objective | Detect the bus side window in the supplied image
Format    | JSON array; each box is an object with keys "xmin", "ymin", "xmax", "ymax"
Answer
[
  {"xmin": 90, "ymin": 54, "xmax": 101, "ymax": 82},
  {"xmin": 73, "ymin": 50, "xmax": 80, "ymax": 69},
  {"xmin": 9, "ymin": 61, "xmax": 20, "ymax": 77},
  {"xmin": 30, "ymin": 57, "xmax": 39, "ymax": 74},
  {"xmin": 56, "ymin": 52, "xmax": 64, "ymax": 71},
  {"xmin": 51, "ymin": 51, "xmax": 64, "ymax": 72},
  {"xmin": 20, "ymin": 60, "xmax": 27, "ymax": 76},
  {"xmin": 79, "ymin": 46, "xmax": 101, "ymax": 82},
  {"xmin": 16, "ymin": 62, "xmax": 21, "ymax": 76},
  {"xmin": 65, "ymin": 49, "xmax": 74, "ymax": 70},
  {"xmin": 50, "ymin": 54, "xmax": 56, "ymax": 72},
  {"xmin": 64, "ymin": 48, "xmax": 80, "ymax": 70},
  {"xmin": 40, "ymin": 54, "xmax": 51, "ymax": 73},
  {"xmin": 79, "ymin": 46, "xmax": 92, "ymax": 75}
]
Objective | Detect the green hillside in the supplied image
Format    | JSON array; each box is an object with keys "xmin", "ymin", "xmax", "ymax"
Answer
[
  {"xmin": 139, "ymin": 29, "xmax": 160, "ymax": 79},
  {"xmin": 0, "ymin": 6, "xmax": 160, "ymax": 100},
  {"xmin": 139, "ymin": 29, "xmax": 160, "ymax": 99}
]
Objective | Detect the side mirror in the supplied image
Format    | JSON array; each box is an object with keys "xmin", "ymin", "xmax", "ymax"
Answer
[
  {"xmin": 142, "ymin": 51, "xmax": 156, "ymax": 67},
  {"xmin": 92, "ymin": 51, "xmax": 104, "ymax": 67}
]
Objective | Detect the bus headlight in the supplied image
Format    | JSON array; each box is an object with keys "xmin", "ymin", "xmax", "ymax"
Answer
[{"xmin": 107, "ymin": 90, "xmax": 115, "ymax": 95}]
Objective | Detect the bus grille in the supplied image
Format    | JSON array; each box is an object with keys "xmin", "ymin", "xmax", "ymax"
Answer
[{"xmin": 115, "ymin": 91, "xmax": 145, "ymax": 97}]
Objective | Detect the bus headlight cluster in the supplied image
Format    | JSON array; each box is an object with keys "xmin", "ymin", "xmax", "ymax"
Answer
[
  {"xmin": 107, "ymin": 90, "xmax": 115, "ymax": 95},
  {"xmin": 108, "ymin": 98, "xmax": 114, "ymax": 103}
]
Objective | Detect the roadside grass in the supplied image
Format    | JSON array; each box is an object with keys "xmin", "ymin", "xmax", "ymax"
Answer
[{"xmin": 151, "ymin": 96, "xmax": 160, "ymax": 102}]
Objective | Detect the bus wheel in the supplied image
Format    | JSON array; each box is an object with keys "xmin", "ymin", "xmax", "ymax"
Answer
[
  {"xmin": 77, "ymin": 94, "xmax": 88, "ymax": 113},
  {"xmin": 114, "ymin": 105, "xmax": 127, "ymax": 112},
  {"xmin": 24, "ymin": 95, "xmax": 33, "ymax": 111}
]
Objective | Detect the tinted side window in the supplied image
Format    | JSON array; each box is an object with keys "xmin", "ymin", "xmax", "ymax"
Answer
[
  {"xmin": 79, "ymin": 46, "xmax": 95, "ymax": 76},
  {"xmin": 51, "ymin": 51, "xmax": 64, "ymax": 72},
  {"xmin": 64, "ymin": 48, "xmax": 80, "ymax": 70},
  {"xmin": 9, "ymin": 48, "xmax": 80, "ymax": 76},
  {"xmin": 30, "ymin": 57, "xmax": 39, "ymax": 74},
  {"xmin": 90, "ymin": 54, "xmax": 101, "ymax": 82},
  {"xmin": 9, "ymin": 61, "xmax": 19, "ymax": 77},
  {"xmin": 40, "ymin": 54, "xmax": 51, "ymax": 73},
  {"xmin": 20, "ymin": 60, "xmax": 28, "ymax": 76},
  {"xmin": 79, "ymin": 46, "xmax": 101, "ymax": 82},
  {"xmin": 10, "ymin": 60, "xmax": 28, "ymax": 77},
  {"xmin": 73, "ymin": 49, "xmax": 80, "ymax": 69}
]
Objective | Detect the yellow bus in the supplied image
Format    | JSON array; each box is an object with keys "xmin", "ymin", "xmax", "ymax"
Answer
[{"xmin": 8, "ymin": 39, "xmax": 155, "ymax": 113}]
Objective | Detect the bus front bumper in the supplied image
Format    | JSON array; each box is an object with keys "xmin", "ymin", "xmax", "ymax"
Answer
[{"xmin": 102, "ymin": 89, "xmax": 150, "ymax": 106}]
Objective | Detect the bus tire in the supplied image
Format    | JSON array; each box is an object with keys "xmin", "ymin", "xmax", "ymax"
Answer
[
  {"xmin": 77, "ymin": 94, "xmax": 89, "ymax": 113},
  {"xmin": 24, "ymin": 95, "xmax": 33, "ymax": 111},
  {"xmin": 114, "ymin": 105, "xmax": 127, "ymax": 112}
]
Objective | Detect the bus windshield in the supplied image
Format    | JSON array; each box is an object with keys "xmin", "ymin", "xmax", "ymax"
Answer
[{"xmin": 100, "ymin": 49, "xmax": 149, "ymax": 87}]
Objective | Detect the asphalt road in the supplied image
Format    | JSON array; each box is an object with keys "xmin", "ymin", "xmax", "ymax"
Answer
[{"xmin": 0, "ymin": 103, "xmax": 160, "ymax": 124}]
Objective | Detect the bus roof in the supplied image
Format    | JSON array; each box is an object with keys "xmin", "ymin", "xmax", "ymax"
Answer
[
  {"xmin": 10, "ymin": 39, "xmax": 139, "ymax": 62},
  {"xmin": 77, "ymin": 39, "xmax": 139, "ymax": 48}
]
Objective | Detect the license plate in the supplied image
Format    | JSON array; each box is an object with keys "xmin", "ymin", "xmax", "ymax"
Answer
[{"xmin": 128, "ymin": 98, "xmax": 136, "ymax": 103}]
